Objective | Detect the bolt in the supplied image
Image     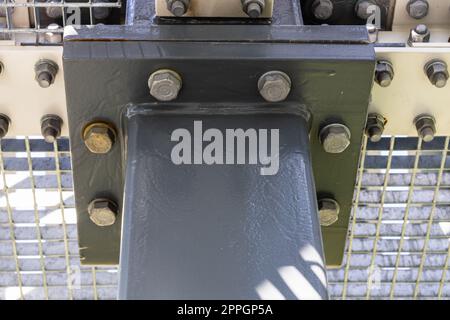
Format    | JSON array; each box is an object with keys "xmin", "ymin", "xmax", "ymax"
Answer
[
  {"xmin": 319, "ymin": 123, "xmax": 351, "ymax": 154},
  {"xmin": 365, "ymin": 113, "xmax": 386, "ymax": 143},
  {"xmin": 366, "ymin": 24, "xmax": 378, "ymax": 43},
  {"xmin": 0, "ymin": 114, "xmax": 10, "ymax": 139},
  {"xmin": 375, "ymin": 60, "xmax": 394, "ymax": 87},
  {"xmin": 425, "ymin": 60, "xmax": 449, "ymax": 88},
  {"xmin": 45, "ymin": 0, "xmax": 62, "ymax": 19},
  {"xmin": 41, "ymin": 115, "xmax": 63, "ymax": 144},
  {"xmin": 44, "ymin": 23, "xmax": 62, "ymax": 44},
  {"xmin": 318, "ymin": 198, "xmax": 340, "ymax": 227},
  {"xmin": 34, "ymin": 59, "xmax": 58, "ymax": 88},
  {"xmin": 408, "ymin": 24, "xmax": 430, "ymax": 46},
  {"xmin": 355, "ymin": 0, "xmax": 378, "ymax": 20},
  {"xmin": 242, "ymin": 0, "xmax": 265, "ymax": 18},
  {"xmin": 166, "ymin": 0, "xmax": 190, "ymax": 17},
  {"xmin": 414, "ymin": 115, "xmax": 436, "ymax": 142},
  {"xmin": 148, "ymin": 69, "xmax": 182, "ymax": 102},
  {"xmin": 83, "ymin": 122, "xmax": 116, "ymax": 154},
  {"xmin": 0, "ymin": 61, "xmax": 3, "ymax": 76},
  {"xmin": 258, "ymin": 71, "xmax": 292, "ymax": 102},
  {"xmin": 407, "ymin": 0, "xmax": 429, "ymax": 19},
  {"xmin": 312, "ymin": 0, "xmax": 333, "ymax": 20},
  {"xmin": 93, "ymin": 0, "xmax": 111, "ymax": 20},
  {"xmin": 88, "ymin": 198, "xmax": 118, "ymax": 227}
]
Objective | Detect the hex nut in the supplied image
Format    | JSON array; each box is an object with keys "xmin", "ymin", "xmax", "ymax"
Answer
[
  {"xmin": 425, "ymin": 60, "xmax": 449, "ymax": 88},
  {"xmin": 312, "ymin": 0, "xmax": 333, "ymax": 20},
  {"xmin": 355, "ymin": 0, "xmax": 378, "ymax": 20},
  {"xmin": 88, "ymin": 199, "xmax": 118, "ymax": 227},
  {"xmin": 258, "ymin": 71, "xmax": 292, "ymax": 102},
  {"xmin": 408, "ymin": 24, "xmax": 430, "ymax": 45},
  {"xmin": 407, "ymin": 0, "xmax": 429, "ymax": 19},
  {"xmin": 318, "ymin": 198, "xmax": 340, "ymax": 227},
  {"xmin": 365, "ymin": 113, "xmax": 386, "ymax": 143},
  {"xmin": 41, "ymin": 114, "xmax": 63, "ymax": 144},
  {"xmin": 242, "ymin": 0, "xmax": 265, "ymax": 18},
  {"xmin": 319, "ymin": 123, "xmax": 352, "ymax": 154},
  {"xmin": 166, "ymin": 0, "xmax": 190, "ymax": 16},
  {"xmin": 83, "ymin": 122, "xmax": 116, "ymax": 154},
  {"xmin": 0, "ymin": 114, "xmax": 10, "ymax": 139},
  {"xmin": 414, "ymin": 115, "xmax": 436, "ymax": 143},
  {"xmin": 375, "ymin": 60, "xmax": 394, "ymax": 87},
  {"xmin": 34, "ymin": 59, "xmax": 59, "ymax": 88},
  {"xmin": 148, "ymin": 69, "xmax": 182, "ymax": 102}
]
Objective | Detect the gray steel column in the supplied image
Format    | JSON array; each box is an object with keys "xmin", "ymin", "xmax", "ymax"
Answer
[{"xmin": 118, "ymin": 105, "xmax": 328, "ymax": 300}]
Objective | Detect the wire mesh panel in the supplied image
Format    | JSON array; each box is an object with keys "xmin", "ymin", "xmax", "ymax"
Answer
[{"xmin": 1, "ymin": 136, "xmax": 450, "ymax": 299}]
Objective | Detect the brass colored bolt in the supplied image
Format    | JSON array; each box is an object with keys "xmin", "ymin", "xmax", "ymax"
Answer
[
  {"xmin": 318, "ymin": 198, "xmax": 340, "ymax": 227},
  {"xmin": 88, "ymin": 198, "xmax": 118, "ymax": 227},
  {"xmin": 83, "ymin": 122, "xmax": 116, "ymax": 154}
]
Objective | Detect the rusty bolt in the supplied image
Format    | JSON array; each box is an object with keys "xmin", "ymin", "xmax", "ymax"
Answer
[
  {"xmin": 258, "ymin": 71, "xmax": 292, "ymax": 102},
  {"xmin": 414, "ymin": 115, "xmax": 436, "ymax": 143},
  {"xmin": 408, "ymin": 24, "xmax": 430, "ymax": 46},
  {"xmin": 41, "ymin": 114, "xmax": 63, "ymax": 144},
  {"xmin": 319, "ymin": 123, "xmax": 351, "ymax": 154},
  {"xmin": 425, "ymin": 60, "xmax": 449, "ymax": 88},
  {"xmin": 88, "ymin": 198, "xmax": 118, "ymax": 227},
  {"xmin": 366, "ymin": 113, "xmax": 386, "ymax": 143},
  {"xmin": 318, "ymin": 198, "xmax": 340, "ymax": 227},
  {"xmin": 355, "ymin": 0, "xmax": 378, "ymax": 20},
  {"xmin": 148, "ymin": 69, "xmax": 182, "ymax": 102},
  {"xmin": 166, "ymin": 0, "xmax": 190, "ymax": 16},
  {"xmin": 242, "ymin": 0, "xmax": 265, "ymax": 18},
  {"xmin": 375, "ymin": 60, "xmax": 394, "ymax": 87},
  {"xmin": 312, "ymin": 0, "xmax": 333, "ymax": 20},
  {"xmin": 0, "ymin": 114, "xmax": 10, "ymax": 139},
  {"xmin": 83, "ymin": 122, "xmax": 116, "ymax": 154},
  {"xmin": 35, "ymin": 59, "xmax": 58, "ymax": 88},
  {"xmin": 407, "ymin": 0, "xmax": 429, "ymax": 19}
]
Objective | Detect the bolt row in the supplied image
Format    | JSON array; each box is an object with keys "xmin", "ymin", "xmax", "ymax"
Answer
[{"xmin": 166, "ymin": 0, "xmax": 267, "ymax": 18}]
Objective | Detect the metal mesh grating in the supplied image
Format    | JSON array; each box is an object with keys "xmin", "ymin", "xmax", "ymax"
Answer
[{"xmin": 1, "ymin": 136, "xmax": 450, "ymax": 299}]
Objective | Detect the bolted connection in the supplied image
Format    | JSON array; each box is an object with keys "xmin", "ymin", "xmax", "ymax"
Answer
[
  {"xmin": 375, "ymin": 60, "xmax": 394, "ymax": 87},
  {"xmin": 406, "ymin": 0, "xmax": 429, "ymax": 19},
  {"xmin": 414, "ymin": 115, "xmax": 436, "ymax": 143},
  {"xmin": 425, "ymin": 60, "xmax": 449, "ymax": 89},
  {"xmin": 242, "ymin": 0, "xmax": 266, "ymax": 18},
  {"xmin": 258, "ymin": 71, "xmax": 292, "ymax": 102},
  {"xmin": 0, "ymin": 114, "xmax": 10, "ymax": 139},
  {"xmin": 365, "ymin": 113, "xmax": 386, "ymax": 143},
  {"xmin": 408, "ymin": 24, "xmax": 430, "ymax": 46},
  {"xmin": 41, "ymin": 115, "xmax": 63, "ymax": 144},
  {"xmin": 319, "ymin": 123, "xmax": 352, "ymax": 154},
  {"xmin": 88, "ymin": 198, "xmax": 118, "ymax": 227},
  {"xmin": 83, "ymin": 122, "xmax": 117, "ymax": 154},
  {"xmin": 35, "ymin": 59, "xmax": 59, "ymax": 88},
  {"xmin": 148, "ymin": 69, "xmax": 183, "ymax": 102},
  {"xmin": 312, "ymin": 0, "xmax": 334, "ymax": 21},
  {"xmin": 355, "ymin": 0, "xmax": 379, "ymax": 20},
  {"xmin": 318, "ymin": 198, "xmax": 340, "ymax": 227},
  {"xmin": 166, "ymin": 0, "xmax": 190, "ymax": 17}
]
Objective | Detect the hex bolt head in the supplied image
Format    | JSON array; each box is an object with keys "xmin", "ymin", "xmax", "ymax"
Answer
[
  {"xmin": 365, "ymin": 113, "xmax": 386, "ymax": 143},
  {"xmin": 148, "ymin": 69, "xmax": 183, "ymax": 102},
  {"xmin": 258, "ymin": 71, "xmax": 292, "ymax": 102},
  {"xmin": 41, "ymin": 115, "xmax": 63, "ymax": 144},
  {"xmin": 83, "ymin": 122, "xmax": 117, "ymax": 154},
  {"xmin": 414, "ymin": 115, "xmax": 436, "ymax": 143},
  {"xmin": 318, "ymin": 198, "xmax": 340, "ymax": 227},
  {"xmin": 375, "ymin": 60, "xmax": 394, "ymax": 87},
  {"xmin": 425, "ymin": 60, "xmax": 449, "ymax": 88},
  {"xmin": 45, "ymin": 0, "xmax": 62, "ymax": 19},
  {"xmin": 355, "ymin": 0, "xmax": 378, "ymax": 20},
  {"xmin": 0, "ymin": 114, "xmax": 10, "ymax": 139},
  {"xmin": 166, "ymin": 0, "xmax": 190, "ymax": 17},
  {"xmin": 408, "ymin": 24, "xmax": 430, "ymax": 45},
  {"xmin": 312, "ymin": 0, "xmax": 333, "ymax": 20},
  {"xmin": 242, "ymin": 0, "xmax": 265, "ymax": 18},
  {"xmin": 88, "ymin": 199, "xmax": 118, "ymax": 227},
  {"xmin": 407, "ymin": 0, "xmax": 429, "ymax": 19},
  {"xmin": 34, "ymin": 59, "xmax": 58, "ymax": 88},
  {"xmin": 319, "ymin": 123, "xmax": 352, "ymax": 154}
]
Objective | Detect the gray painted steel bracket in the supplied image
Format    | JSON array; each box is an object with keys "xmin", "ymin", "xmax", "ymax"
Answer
[{"xmin": 63, "ymin": 24, "xmax": 375, "ymax": 267}]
